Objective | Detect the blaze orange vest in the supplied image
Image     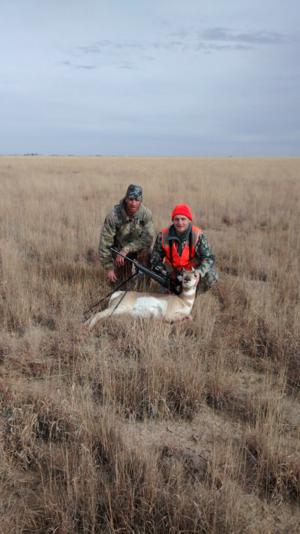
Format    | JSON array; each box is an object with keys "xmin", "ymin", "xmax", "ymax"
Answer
[{"xmin": 161, "ymin": 225, "xmax": 202, "ymax": 270}]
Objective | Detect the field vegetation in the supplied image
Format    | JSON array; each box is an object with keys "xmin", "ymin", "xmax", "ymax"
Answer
[{"xmin": 0, "ymin": 156, "xmax": 300, "ymax": 532}]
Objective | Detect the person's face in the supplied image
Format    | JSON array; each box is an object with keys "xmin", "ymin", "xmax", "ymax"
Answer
[
  {"xmin": 173, "ymin": 215, "xmax": 190, "ymax": 234},
  {"xmin": 125, "ymin": 197, "xmax": 141, "ymax": 215}
]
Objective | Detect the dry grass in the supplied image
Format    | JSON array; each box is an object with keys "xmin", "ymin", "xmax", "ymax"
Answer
[{"xmin": 0, "ymin": 156, "xmax": 300, "ymax": 533}]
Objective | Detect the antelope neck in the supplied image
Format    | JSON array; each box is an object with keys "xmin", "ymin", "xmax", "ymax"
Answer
[{"xmin": 181, "ymin": 287, "xmax": 196, "ymax": 302}]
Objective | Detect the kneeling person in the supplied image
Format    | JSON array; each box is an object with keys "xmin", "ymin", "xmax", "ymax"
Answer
[
  {"xmin": 99, "ymin": 184, "xmax": 154, "ymax": 285},
  {"xmin": 151, "ymin": 203, "xmax": 218, "ymax": 291}
]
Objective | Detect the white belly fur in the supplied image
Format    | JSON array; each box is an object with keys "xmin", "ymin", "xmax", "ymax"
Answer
[
  {"xmin": 132, "ymin": 296, "xmax": 168, "ymax": 318},
  {"xmin": 109, "ymin": 291, "xmax": 123, "ymax": 303}
]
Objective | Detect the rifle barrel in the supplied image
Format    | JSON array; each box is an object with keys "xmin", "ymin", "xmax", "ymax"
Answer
[{"xmin": 110, "ymin": 247, "xmax": 175, "ymax": 291}]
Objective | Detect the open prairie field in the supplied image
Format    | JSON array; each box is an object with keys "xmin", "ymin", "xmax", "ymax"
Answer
[{"xmin": 0, "ymin": 156, "xmax": 300, "ymax": 533}]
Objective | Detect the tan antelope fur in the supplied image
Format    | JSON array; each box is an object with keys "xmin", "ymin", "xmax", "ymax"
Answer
[{"xmin": 86, "ymin": 269, "xmax": 199, "ymax": 330}]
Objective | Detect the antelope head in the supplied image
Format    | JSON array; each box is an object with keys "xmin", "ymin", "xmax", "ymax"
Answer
[{"xmin": 179, "ymin": 268, "xmax": 200, "ymax": 290}]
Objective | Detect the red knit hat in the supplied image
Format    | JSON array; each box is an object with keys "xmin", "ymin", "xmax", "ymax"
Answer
[{"xmin": 171, "ymin": 204, "xmax": 193, "ymax": 221}]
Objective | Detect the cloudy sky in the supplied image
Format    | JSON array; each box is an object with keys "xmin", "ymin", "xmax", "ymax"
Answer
[{"xmin": 1, "ymin": 0, "xmax": 299, "ymax": 156}]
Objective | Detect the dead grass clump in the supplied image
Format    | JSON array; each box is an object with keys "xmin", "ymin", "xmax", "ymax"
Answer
[
  {"xmin": 1, "ymin": 157, "xmax": 300, "ymax": 531},
  {"xmin": 159, "ymin": 445, "xmax": 210, "ymax": 485},
  {"xmin": 2, "ymin": 405, "xmax": 246, "ymax": 533},
  {"xmin": 222, "ymin": 212, "xmax": 246, "ymax": 227},
  {"xmin": 205, "ymin": 375, "xmax": 288, "ymax": 434},
  {"xmin": 0, "ymin": 379, "xmax": 13, "ymax": 405},
  {"xmin": 3, "ymin": 327, "xmax": 49, "ymax": 373},
  {"xmin": 286, "ymin": 352, "xmax": 300, "ymax": 393},
  {"xmin": 41, "ymin": 323, "xmax": 88, "ymax": 372},
  {"xmin": 33, "ymin": 397, "xmax": 76, "ymax": 443},
  {"xmin": 205, "ymin": 383, "xmax": 260, "ymax": 425},
  {"xmin": 92, "ymin": 434, "xmax": 245, "ymax": 533},
  {"xmin": 220, "ymin": 254, "xmax": 239, "ymax": 277},
  {"xmin": 94, "ymin": 357, "xmax": 205, "ymax": 421},
  {"xmin": 282, "ymin": 334, "xmax": 300, "ymax": 392},
  {"xmin": 0, "ymin": 339, "xmax": 10, "ymax": 366},
  {"xmin": 1, "ymin": 325, "xmax": 87, "ymax": 381},
  {"xmin": 240, "ymin": 317, "xmax": 277, "ymax": 360},
  {"xmin": 32, "ymin": 312, "xmax": 56, "ymax": 331},
  {"xmin": 85, "ymin": 246, "xmax": 99, "ymax": 264},
  {"xmin": 89, "ymin": 318, "xmax": 206, "ymax": 420},
  {"xmin": 240, "ymin": 311, "xmax": 300, "ymax": 396},
  {"xmin": 2, "ymin": 394, "xmax": 76, "ymax": 471},
  {"xmin": 39, "ymin": 261, "xmax": 99, "ymax": 287},
  {"xmin": 215, "ymin": 278, "xmax": 250, "ymax": 326},
  {"xmin": 243, "ymin": 434, "xmax": 300, "ymax": 502},
  {"xmin": 7, "ymin": 355, "xmax": 53, "ymax": 379}
]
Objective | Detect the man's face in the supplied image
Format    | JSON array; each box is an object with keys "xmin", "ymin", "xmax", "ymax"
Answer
[
  {"xmin": 173, "ymin": 215, "xmax": 190, "ymax": 234},
  {"xmin": 125, "ymin": 197, "xmax": 142, "ymax": 216}
]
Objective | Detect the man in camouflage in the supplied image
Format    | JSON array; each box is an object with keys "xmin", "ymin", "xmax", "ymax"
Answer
[
  {"xmin": 151, "ymin": 203, "xmax": 218, "ymax": 292},
  {"xmin": 99, "ymin": 184, "xmax": 154, "ymax": 284}
]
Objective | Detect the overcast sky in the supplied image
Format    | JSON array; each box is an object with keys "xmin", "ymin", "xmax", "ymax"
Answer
[{"xmin": 1, "ymin": 0, "xmax": 299, "ymax": 156}]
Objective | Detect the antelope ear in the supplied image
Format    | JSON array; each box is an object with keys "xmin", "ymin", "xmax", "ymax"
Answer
[
  {"xmin": 191, "ymin": 267, "xmax": 195, "ymax": 273},
  {"xmin": 177, "ymin": 274, "xmax": 183, "ymax": 282}
]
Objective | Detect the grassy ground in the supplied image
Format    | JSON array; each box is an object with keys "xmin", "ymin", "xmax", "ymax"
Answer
[{"xmin": 0, "ymin": 156, "xmax": 300, "ymax": 533}]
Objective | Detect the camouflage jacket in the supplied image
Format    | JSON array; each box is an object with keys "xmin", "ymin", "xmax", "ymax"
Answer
[
  {"xmin": 151, "ymin": 224, "xmax": 215, "ymax": 277},
  {"xmin": 99, "ymin": 200, "xmax": 154, "ymax": 269}
]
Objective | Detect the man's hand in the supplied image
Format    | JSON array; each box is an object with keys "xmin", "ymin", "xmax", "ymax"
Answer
[
  {"xmin": 106, "ymin": 269, "xmax": 118, "ymax": 283},
  {"xmin": 114, "ymin": 249, "xmax": 128, "ymax": 267}
]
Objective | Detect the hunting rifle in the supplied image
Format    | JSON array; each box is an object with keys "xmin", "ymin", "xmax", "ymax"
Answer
[{"xmin": 110, "ymin": 247, "xmax": 182, "ymax": 295}]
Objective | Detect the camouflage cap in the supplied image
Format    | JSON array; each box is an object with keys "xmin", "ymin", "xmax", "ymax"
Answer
[{"xmin": 125, "ymin": 184, "xmax": 143, "ymax": 200}]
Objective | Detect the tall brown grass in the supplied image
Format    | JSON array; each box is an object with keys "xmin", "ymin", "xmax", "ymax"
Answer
[{"xmin": 0, "ymin": 156, "xmax": 300, "ymax": 532}]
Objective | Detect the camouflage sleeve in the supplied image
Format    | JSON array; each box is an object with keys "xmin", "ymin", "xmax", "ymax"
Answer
[
  {"xmin": 150, "ymin": 232, "xmax": 165, "ymax": 270},
  {"xmin": 123, "ymin": 210, "xmax": 155, "ymax": 254},
  {"xmin": 193, "ymin": 234, "xmax": 215, "ymax": 277},
  {"xmin": 98, "ymin": 212, "xmax": 117, "ymax": 270}
]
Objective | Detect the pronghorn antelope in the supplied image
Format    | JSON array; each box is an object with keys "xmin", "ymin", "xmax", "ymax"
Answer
[{"xmin": 86, "ymin": 269, "xmax": 199, "ymax": 331}]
